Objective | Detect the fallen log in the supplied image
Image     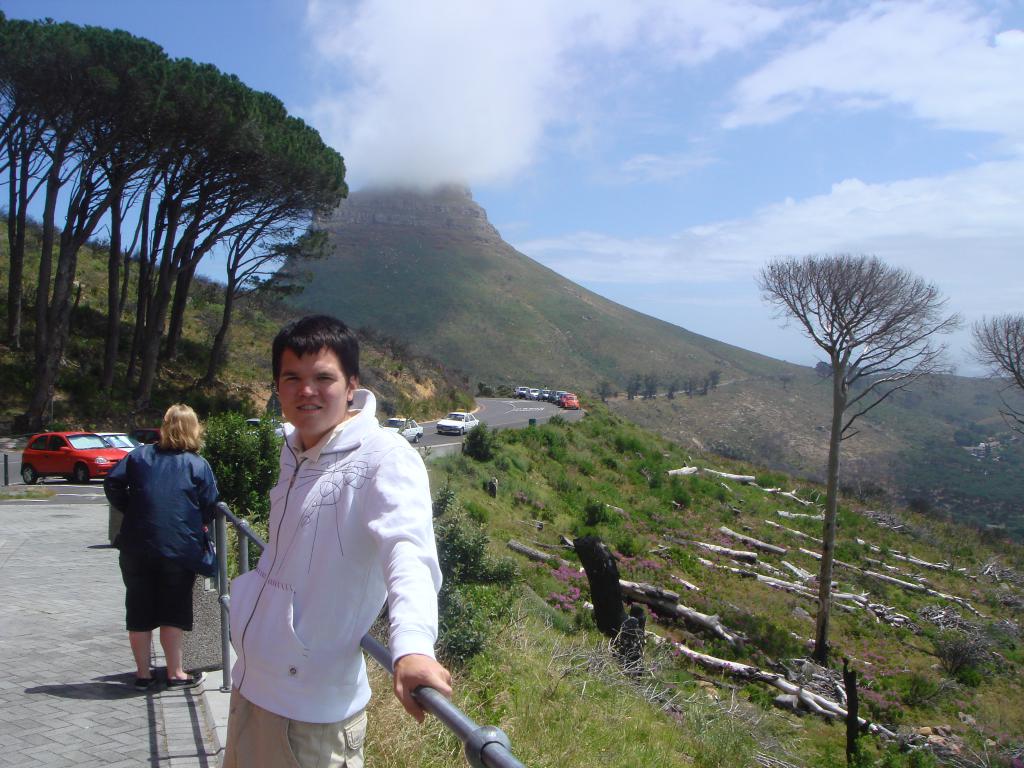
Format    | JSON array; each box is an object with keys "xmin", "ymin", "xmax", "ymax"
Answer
[
  {"xmin": 668, "ymin": 573, "xmax": 700, "ymax": 592},
  {"xmin": 777, "ymin": 510, "xmax": 825, "ymax": 521},
  {"xmin": 781, "ymin": 561, "xmax": 815, "ymax": 582},
  {"xmin": 752, "ymin": 485, "xmax": 820, "ymax": 507},
  {"xmin": 619, "ymin": 581, "xmax": 741, "ymax": 646},
  {"xmin": 665, "ymin": 466, "xmax": 755, "ymax": 484},
  {"xmin": 703, "ymin": 468, "xmax": 756, "ymax": 484},
  {"xmin": 720, "ymin": 526, "xmax": 787, "ymax": 556},
  {"xmin": 795, "ymin": 547, "xmax": 983, "ymax": 617},
  {"xmin": 507, "ymin": 539, "xmax": 577, "ymax": 570},
  {"xmin": 854, "ymin": 537, "xmax": 956, "ymax": 573},
  {"xmin": 861, "ymin": 569, "xmax": 983, "ymax": 617},
  {"xmin": 669, "ymin": 642, "xmax": 896, "ymax": 737},
  {"xmin": 765, "ymin": 519, "xmax": 822, "ymax": 544},
  {"xmin": 665, "ymin": 535, "xmax": 758, "ymax": 564}
]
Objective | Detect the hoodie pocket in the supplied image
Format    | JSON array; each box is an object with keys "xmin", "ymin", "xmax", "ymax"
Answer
[{"xmin": 230, "ymin": 572, "xmax": 311, "ymax": 678}]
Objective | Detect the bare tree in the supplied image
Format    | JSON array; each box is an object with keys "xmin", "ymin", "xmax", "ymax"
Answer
[
  {"xmin": 973, "ymin": 314, "xmax": 1024, "ymax": 433},
  {"xmin": 758, "ymin": 254, "xmax": 959, "ymax": 664}
]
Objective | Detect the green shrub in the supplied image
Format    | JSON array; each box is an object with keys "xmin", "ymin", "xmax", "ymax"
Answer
[
  {"xmin": 933, "ymin": 630, "xmax": 989, "ymax": 680},
  {"xmin": 435, "ymin": 511, "xmax": 518, "ymax": 585},
  {"xmin": 582, "ymin": 498, "xmax": 611, "ymax": 527},
  {"xmin": 462, "ymin": 422, "xmax": 496, "ymax": 461},
  {"xmin": 434, "ymin": 509, "xmax": 518, "ymax": 666},
  {"xmin": 613, "ymin": 532, "xmax": 643, "ymax": 557},
  {"xmin": 202, "ymin": 412, "xmax": 281, "ymax": 535},
  {"xmin": 893, "ymin": 672, "xmax": 944, "ymax": 708},
  {"xmin": 432, "ymin": 476, "xmax": 458, "ymax": 517}
]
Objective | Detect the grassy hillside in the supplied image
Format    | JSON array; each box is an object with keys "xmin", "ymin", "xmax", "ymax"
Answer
[
  {"xmin": 282, "ymin": 186, "xmax": 788, "ymax": 390},
  {"xmin": 365, "ymin": 406, "xmax": 1024, "ymax": 767},
  {"xmin": 0, "ymin": 221, "xmax": 472, "ymax": 432},
  {"xmin": 610, "ymin": 370, "xmax": 1024, "ymax": 538}
]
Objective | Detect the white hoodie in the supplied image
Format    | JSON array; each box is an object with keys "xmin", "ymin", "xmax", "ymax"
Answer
[{"xmin": 228, "ymin": 389, "xmax": 441, "ymax": 723}]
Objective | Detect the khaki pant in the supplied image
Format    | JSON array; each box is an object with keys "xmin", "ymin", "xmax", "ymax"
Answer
[{"xmin": 222, "ymin": 689, "xmax": 366, "ymax": 768}]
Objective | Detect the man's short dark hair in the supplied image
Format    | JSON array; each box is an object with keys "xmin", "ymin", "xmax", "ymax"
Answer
[{"xmin": 272, "ymin": 315, "xmax": 360, "ymax": 383}]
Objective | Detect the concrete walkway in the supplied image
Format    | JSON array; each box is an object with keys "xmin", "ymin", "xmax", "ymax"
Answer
[{"xmin": 0, "ymin": 498, "xmax": 221, "ymax": 767}]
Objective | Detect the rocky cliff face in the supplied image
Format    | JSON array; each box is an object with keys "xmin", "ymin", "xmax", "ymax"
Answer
[{"xmin": 322, "ymin": 184, "xmax": 502, "ymax": 243}]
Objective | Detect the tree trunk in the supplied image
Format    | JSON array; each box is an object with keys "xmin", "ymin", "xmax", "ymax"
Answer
[
  {"xmin": 813, "ymin": 363, "xmax": 847, "ymax": 665},
  {"xmin": 126, "ymin": 186, "xmax": 156, "ymax": 386},
  {"xmin": 573, "ymin": 535, "xmax": 626, "ymax": 638},
  {"xmin": 101, "ymin": 191, "xmax": 124, "ymax": 390},
  {"xmin": 33, "ymin": 146, "xmax": 66, "ymax": 371},
  {"xmin": 203, "ymin": 276, "xmax": 236, "ymax": 385},
  {"xmin": 163, "ymin": 260, "xmax": 196, "ymax": 361},
  {"xmin": 24, "ymin": 233, "xmax": 81, "ymax": 430},
  {"xmin": 6, "ymin": 146, "xmax": 30, "ymax": 347},
  {"xmin": 134, "ymin": 270, "xmax": 174, "ymax": 410},
  {"xmin": 843, "ymin": 659, "xmax": 861, "ymax": 764}
]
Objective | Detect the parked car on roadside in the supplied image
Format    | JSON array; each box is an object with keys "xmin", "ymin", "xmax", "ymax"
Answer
[
  {"xmin": 539, "ymin": 389, "xmax": 552, "ymax": 402},
  {"xmin": 515, "ymin": 386, "xmax": 530, "ymax": 399},
  {"xmin": 436, "ymin": 412, "xmax": 480, "ymax": 435},
  {"xmin": 245, "ymin": 418, "xmax": 286, "ymax": 437},
  {"xmin": 553, "ymin": 390, "xmax": 568, "ymax": 404},
  {"xmin": 129, "ymin": 427, "xmax": 161, "ymax": 445},
  {"xmin": 20, "ymin": 431, "xmax": 130, "ymax": 484},
  {"xmin": 96, "ymin": 432, "xmax": 141, "ymax": 452},
  {"xmin": 382, "ymin": 417, "xmax": 424, "ymax": 443},
  {"xmin": 528, "ymin": 388, "xmax": 540, "ymax": 400},
  {"xmin": 560, "ymin": 393, "xmax": 581, "ymax": 410}
]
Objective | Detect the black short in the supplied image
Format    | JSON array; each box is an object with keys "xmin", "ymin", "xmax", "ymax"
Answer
[{"xmin": 119, "ymin": 550, "xmax": 196, "ymax": 632}]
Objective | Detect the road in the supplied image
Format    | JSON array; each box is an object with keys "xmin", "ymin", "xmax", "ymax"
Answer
[{"xmin": 1, "ymin": 397, "xmax": 584, "ymax": 491}]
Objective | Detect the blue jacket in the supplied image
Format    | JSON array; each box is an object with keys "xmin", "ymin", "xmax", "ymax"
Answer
[{"xmin": 104, "ymin": 444, "xmax": 220, "ymax": 571}]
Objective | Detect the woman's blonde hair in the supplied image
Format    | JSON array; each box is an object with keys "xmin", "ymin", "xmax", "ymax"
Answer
[{"xmin": 159, "ymin": 404, "xmax": 203, "ymax": 452}]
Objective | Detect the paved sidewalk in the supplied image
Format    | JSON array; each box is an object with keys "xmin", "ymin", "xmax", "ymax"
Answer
[{"xmin": 0, "ymin": 498, "xmax": 220, "ymax": 767}]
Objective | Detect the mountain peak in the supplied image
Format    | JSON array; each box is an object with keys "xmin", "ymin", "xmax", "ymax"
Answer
[{"xmin": 325, "ymin": 184, "xmax": 501, "ymax": 242}]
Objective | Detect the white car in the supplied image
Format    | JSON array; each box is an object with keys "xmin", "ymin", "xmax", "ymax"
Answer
[
  {"xmin": 436, "ymin": 412, "xmax": 480, "ymax": 436},
  {"xmin": 246, "ymin": 418, "xmax": 286, "ymax": 437},
  {"xmin": 382, "ymin": 417, "xmax": 424, "ymax": 443},
  {"xmin": 96, "ymin": 432, "xmax": 141, "ymax": 452}
]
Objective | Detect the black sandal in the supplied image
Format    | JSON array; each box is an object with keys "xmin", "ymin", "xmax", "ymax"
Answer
[
  {"xmin": 166, "ymin": 672, "xmax": 205, "ymax": 689},
  {"xmin": 133, "ymin": 677, "xmax": 156, "ymax": 691}
]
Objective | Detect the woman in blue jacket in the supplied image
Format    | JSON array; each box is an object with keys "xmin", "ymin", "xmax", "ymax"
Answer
[{"xmin": 105, "ymin": 404, "xmax": 220, "ymax": 691}]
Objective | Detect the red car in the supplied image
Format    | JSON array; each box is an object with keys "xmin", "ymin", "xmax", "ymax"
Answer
[
  {"xmin": 20, "ymin": 431, "xmax": 129, "ymax": 484},
  {"xmin": 560, "ymin": 393, "xmax": 580, "ymax": 410}
]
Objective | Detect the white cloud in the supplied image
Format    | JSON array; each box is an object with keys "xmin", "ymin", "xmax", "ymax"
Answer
[
  {"xmin": 303, "ymin": 0, "xmax": 790, "ymax": 187},
  {"xmin": 616, "ymin": 150, "xmax": 716, "ymax": 183},
  {"xmin": 517, "ymin": 157, "xmax": 1024, "ymax": 323},
  {"xmin": 724, "ymin": 2, "xmax": 1024, "ymax": 139}
]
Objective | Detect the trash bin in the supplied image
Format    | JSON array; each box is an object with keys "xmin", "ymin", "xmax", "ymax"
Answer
[{"xmin": 528, "ymin": 418, "xmax": 537, "ymax": 427}]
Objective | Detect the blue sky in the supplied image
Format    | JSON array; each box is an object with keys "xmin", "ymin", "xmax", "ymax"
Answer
[{"xmin": 3, "ymin": 1, "xmax": 1022, "ymax": 373}]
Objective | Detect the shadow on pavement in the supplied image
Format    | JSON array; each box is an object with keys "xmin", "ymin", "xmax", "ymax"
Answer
[{"xmin": 25, "ymin": 672, "xmax": 142, "ymax": 700}]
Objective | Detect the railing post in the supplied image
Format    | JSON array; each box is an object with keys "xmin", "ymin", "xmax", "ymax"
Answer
[
  {"xmin": 237, "ymin": 522, "xmax": 250, "ymax": 574},
  {"xmin": 3, "ymin": 455, "xmax": 8, "ymax": 486},
  {"xmin": 216, "ymin": 503, "xmax": 232, "ymax": 692}
]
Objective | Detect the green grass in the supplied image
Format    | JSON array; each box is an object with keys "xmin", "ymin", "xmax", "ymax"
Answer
[{"xmin": 410, "ymin": 405, "xmax": 1024, "ymax": 766}]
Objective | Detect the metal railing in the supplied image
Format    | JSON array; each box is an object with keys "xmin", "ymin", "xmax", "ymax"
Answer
[{"xmin": 213, "ymin": 502, "xmax": 524, "ymax": 768}]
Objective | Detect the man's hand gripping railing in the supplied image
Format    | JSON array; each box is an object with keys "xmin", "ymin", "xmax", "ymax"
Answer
[{"xmin": 213, "ymin": 502, "xmax": 525, "ymax": 768}]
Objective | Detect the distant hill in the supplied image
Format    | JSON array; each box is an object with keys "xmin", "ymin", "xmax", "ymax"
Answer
[
  {"xmin": 280, "ymin": 185, "xmax": 1022, "ymax": 536},
  {"xmin": 280, "ymin": 185, "xmax": 789, "ymax": 388}
]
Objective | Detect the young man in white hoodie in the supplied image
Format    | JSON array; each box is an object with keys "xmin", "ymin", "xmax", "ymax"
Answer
[{"xmin": 223, "ymin": 315, "xmax": 452, "ymax": 768}]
